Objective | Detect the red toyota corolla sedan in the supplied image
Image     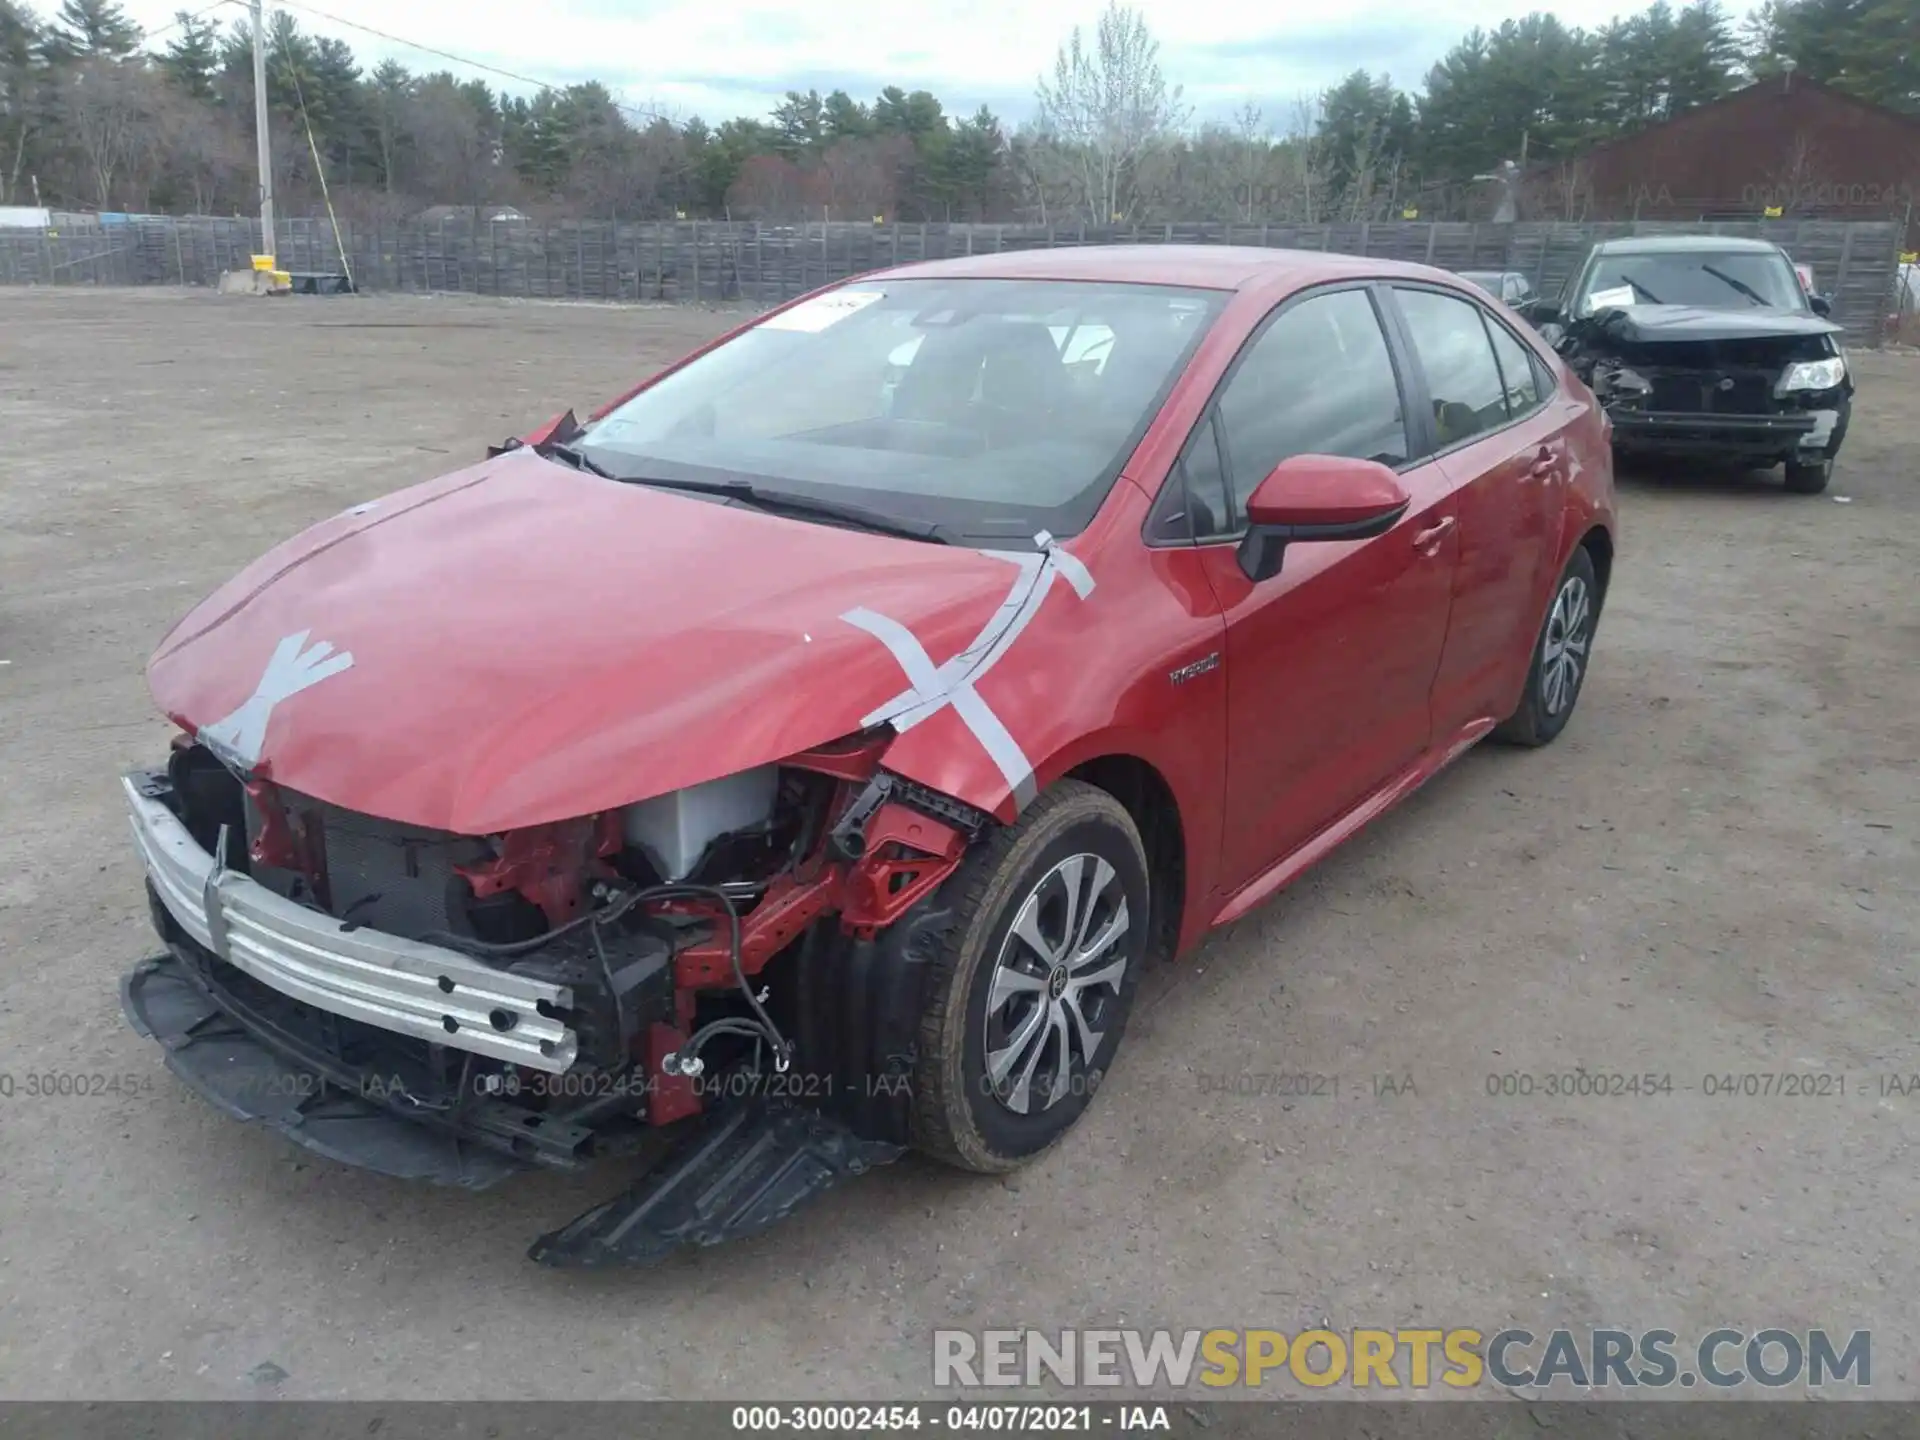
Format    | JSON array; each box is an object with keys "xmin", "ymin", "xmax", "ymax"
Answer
[{"xmin": 120, "ymin": 245, "xmax": 1616, "ymax": 1266}]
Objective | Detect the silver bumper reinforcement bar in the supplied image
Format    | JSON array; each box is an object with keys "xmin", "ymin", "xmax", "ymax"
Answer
[{"xmin": 123, "ymin": 773, "xmax": 578, "ymax": 1073}]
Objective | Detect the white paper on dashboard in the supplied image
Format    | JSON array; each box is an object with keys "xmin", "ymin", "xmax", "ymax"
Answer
[
  {"xmin": 1587, "ymin": 285, "xmax": 1638, "ymax": 310},
  {"xmin": 760, "ymin": 290, "xmax": 886, "ymax": 332}
]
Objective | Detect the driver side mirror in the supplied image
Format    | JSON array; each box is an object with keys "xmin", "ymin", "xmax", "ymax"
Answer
[
  {"xmin": 1809, "ymin": 293, "xmax": 1833, "ymax": 317},
  {"xmin": 1238, "ymin": 455, "xmax": 1412, "ymax": 583},
  {"xmin": 1519, "ymin": 297, "xmax": 1562, "ymax": 327}
]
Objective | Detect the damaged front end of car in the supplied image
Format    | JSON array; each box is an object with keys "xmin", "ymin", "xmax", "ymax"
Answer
[
  {"xmin": 123, "ymin": 726, "xmax": 991, "ymax": 1267},
  {"xmin": 1558, "ymin": 305, "xmax": 1852, "ymax": 468}
]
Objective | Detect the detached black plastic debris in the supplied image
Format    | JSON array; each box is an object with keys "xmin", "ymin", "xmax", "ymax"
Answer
[
  {"xmin": 122, "ymin": 952, "xmax": 523, "ymax": 1190},
  {"xmin": 529, "ymin": 1100, "xmax": 903, "ymax": 1268}
]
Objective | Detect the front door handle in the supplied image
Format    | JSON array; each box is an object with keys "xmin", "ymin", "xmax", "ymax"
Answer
[
  {"xmin": 1528, "ymin": 448, "xmax": 1557, "ymax": 479},
  {"xmin": 1414, "ymin": 516, "xmax": 1456, "ymax": 551}
]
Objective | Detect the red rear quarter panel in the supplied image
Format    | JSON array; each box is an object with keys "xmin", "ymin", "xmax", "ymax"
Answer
[{"xmin": 1549, "ymin": 357, "xmax": 1619, "ymax": 568}]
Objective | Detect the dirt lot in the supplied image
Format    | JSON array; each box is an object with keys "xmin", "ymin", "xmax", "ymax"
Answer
[{"xmin": 0, "ymin": 287, "xmax": 1915, "ymax": 1402}]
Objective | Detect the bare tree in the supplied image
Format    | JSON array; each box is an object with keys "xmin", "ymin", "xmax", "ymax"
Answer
[
  {"xmin": 1136, "ymin": 121, "xmax": 1257, "ymax": 224},
  {"xmin": 1278, "ymin": 95, "xmax": 1331, "ymax": 225},
  {"xmin": 1340, "ymin": 114, "xmax": 1400, "ymax": 221},
  {"xmin": 153, "ymin": 81, "xmax": 248, "ymax": 212},
  {"xmin": 814, "ymin": 133, "xmax": 908, "ymax": 220},
  {"xmin": 1527, "ymin": 156, "xmax": 1594, "ymax": 221},
  {"xmin": 569, "ymin": 120, "xmax": 688, "ymax": 220},
  {"xmin": 726, "ymin": 152, "xmax": 806, "ymax": 220},
  {"xmin": 404, "ymin": 76, "xmax": 499, "ymax": 214},
  {"xmin": 366, "ymin": 60, "xmax": 411, "ymax": 196},
  {"xmin": 1005, "ymin": 126, "xmax": 1076, "ymax": 226},
  {"xmin": 1233, "ymin": 102, "xmax": 1267, "ymax": 222},
  {"xmin": 1767, "ymin": 130, "xmax": 1820, "ymax": 213},
  {"xmin": 60, "ymin": 56, "xmax": 153, "ymax": 207},
  {"xmin": 1035, "ymin": 0, "xmax": 1189, "ymax": 225}
]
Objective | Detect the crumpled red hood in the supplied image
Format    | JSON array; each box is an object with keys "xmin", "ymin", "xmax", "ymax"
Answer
[{"xmin": 149, "ymin": 450, "xmax": 1022, "ymax": 833}]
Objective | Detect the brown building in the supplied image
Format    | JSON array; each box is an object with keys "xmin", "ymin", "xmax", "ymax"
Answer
[{"xmin": 1523, "ymin": 73, "xmax": 1920, "ymax": 252}]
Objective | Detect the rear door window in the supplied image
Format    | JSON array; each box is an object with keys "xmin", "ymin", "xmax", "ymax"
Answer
[
  {"xmin": 1484, "ymin": 316, "xmax": 1546, "ymax": 417},
  {"xmin": 1391, "ymin": 287, "xmax": 1511, "ymax": 450},
  {"xmin": 1529, "ymin": 352, "xmax": 1558, "ymax": 402}
]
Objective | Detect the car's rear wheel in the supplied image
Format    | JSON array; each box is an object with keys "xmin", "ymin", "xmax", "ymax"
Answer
[
  {"xmin": 1494, "ymin": 545, "xmax": 1599, "ymax": 748},
  {"xmin": 1784, "ymin": 457, "xmax": 1832, "ymax": 494},
  {"xmin": 910, "ymin": 780, "xmax": 1149, "ymax": 1173}
]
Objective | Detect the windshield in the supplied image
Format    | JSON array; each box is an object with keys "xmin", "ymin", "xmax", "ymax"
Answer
[
  {"xmin": 1577, "ymin": 250, "xmax": 1807, "ymax": 316},
  {"xmin": 575, "ymin": 278, "xmax": 1225, "ymax": 545}
]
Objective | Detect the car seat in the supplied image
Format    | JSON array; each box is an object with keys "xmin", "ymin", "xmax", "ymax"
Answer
[{"xmin": 975, "ymin": 322, "xmax": 1068, "ymax": 444}]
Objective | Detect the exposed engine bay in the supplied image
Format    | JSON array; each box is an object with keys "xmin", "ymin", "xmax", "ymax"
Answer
[
  {"xmin": 1553, "ymin": 304, "xmax": 1851, "ymax": 466},
  {"xmin": 125, "ymin": 727, "xmax": 992, "ymax": 1265}
]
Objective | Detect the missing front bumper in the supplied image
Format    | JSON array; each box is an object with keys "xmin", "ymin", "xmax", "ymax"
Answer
[
  {"xmin": 123, "ymin": 770, "xmax": 580, "ymax": 1072},
  {"xmin": 123, "ymin": 950, "xmax": 529, "ymax": 1187},
  {"xmin": 125, "ymin": 949, "xmax": 901, "ymax": 1264},
  {"xmin": 119, "ymin": 763, "xmax": 928, "ymax": 1262}
]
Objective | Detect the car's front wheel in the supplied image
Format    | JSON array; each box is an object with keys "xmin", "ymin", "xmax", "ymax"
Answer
[
  {"xmin": 910, "ymin": 780, "xmax": 1149, "ymax": 1173},
  {"xmin": 1495, "ymin": 545, "xmax": 1600, "ymax": 748},
  {"xmin": 1784, "ymin": 457, "xmax": 1832, "ymax": 494}
]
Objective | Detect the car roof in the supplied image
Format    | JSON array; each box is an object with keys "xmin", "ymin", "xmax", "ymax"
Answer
[
  {"xmin": 867, "ymin": 244, "xmax": 1481, "ymax": 293},
  {"xmin": 1591, "ymin": 235, "xmax": 1786, "ymax": 256}
]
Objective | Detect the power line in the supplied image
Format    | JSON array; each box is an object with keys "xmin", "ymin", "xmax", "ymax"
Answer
[
  {"xmin": 268, "ymin": 0, "xmax": 668, "ymax": 125},
  {"xmin": 141, "ymin": 0, "xmax": 247, "ymax": 46}
]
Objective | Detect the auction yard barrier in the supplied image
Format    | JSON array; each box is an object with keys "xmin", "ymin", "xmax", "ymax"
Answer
[{"xmin": 0, "ymin": 214, "xmax": 1903, "ymax": 347}]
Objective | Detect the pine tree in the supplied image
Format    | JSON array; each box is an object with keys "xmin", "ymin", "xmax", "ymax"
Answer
[
  {"xmin": 160, "ymin": 11, "xmax": 218, "ymax": 100},
  {"xmin": 44, "ymin": 0, "xmax": 141, "ymax": 62},
  {"xmin": 0, "ymin": 0, "xmax": 43, "ymax": 204},
  {"xmin": 1749, "ymin": 0, "xmax": 1919, "ymax": 112}
]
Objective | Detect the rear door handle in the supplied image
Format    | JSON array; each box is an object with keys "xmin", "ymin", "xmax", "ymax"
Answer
[
  {"xmin": 1414, "ymin": 516, "xmax": 1456, "ymax": 550},
  {"xmin": 1529, "ymin": 448, "xmax": 1557, "ymax": 479}
]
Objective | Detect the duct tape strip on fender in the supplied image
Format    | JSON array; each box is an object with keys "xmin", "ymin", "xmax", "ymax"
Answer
[{"xmin": 841, "ymin": 532, "xmax": 1095, "ymax": 815}]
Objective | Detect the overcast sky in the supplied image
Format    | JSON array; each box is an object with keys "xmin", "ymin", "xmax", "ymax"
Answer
[{"xmin": 114, "ymin": 0, "xmax": 1760, "ymax": 129}]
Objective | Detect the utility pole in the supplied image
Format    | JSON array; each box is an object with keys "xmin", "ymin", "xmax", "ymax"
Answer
[{"xmin": 251, "ymin": 0, "xmax": 275, "ymax": 260}]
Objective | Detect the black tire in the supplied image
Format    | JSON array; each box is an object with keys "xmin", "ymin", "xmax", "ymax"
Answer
[
  {"xmin": 1784, "ymin": 457, "xmax": 1831, "ymax": 494},
  {"xmin": 1494, "ymin": 545, "xmax": 1600, "ymax": 748},
  {"xmin": 910, "ymin": 780, "xmax": 1149, "ymax": 1173}
]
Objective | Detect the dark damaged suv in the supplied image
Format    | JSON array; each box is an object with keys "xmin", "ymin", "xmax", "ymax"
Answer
[{"xmin": 1522, "ymin": 236, "xmax": 1851, "ymax": 493}]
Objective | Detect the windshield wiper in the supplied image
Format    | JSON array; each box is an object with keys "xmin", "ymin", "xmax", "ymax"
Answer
[
  {"xmin": 1603, "ymin": 275, "xmax": 1663, "ymax": 305},
  {"xmin": 536, "ymin": 439, "xmax": 618, "ymax": 478},
  {"xmin": 491, "ymin": 407, "xmax": 617, "ymax": 477},
  {"xmin": 630, "ymin": 476, "xmax": 949, "ymax": 544},
  {"xmin": 1700, "ymin": 264, "xmax": 1776, "ymax": 309}
]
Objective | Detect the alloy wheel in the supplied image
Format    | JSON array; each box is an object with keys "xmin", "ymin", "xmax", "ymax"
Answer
[
  {"xmin": 981, "ymin": 852, "xmax": 1132, "ymax": 1115},
  {"xmin": 1541, "ymin": 574, "xmax": 1592, "ymax": 717}
]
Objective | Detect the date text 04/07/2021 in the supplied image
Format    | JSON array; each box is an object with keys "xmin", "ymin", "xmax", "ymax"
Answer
[
  {"xmin": 202, "ymin": 1065, "xmax": 888, "ymax": 1105},
  {"xmin": 1482, "ymin": 1071, "xmax": 1868, "ymax": 1098},
  {"xmin": 730, "ymin": 1404, "xmax": 1175, "ymax": 1432}
]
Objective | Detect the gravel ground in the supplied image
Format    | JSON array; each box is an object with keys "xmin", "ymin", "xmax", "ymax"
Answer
[{"xmin": 0, "ymin": 287, "xmax": 1915, "ymax": 1402}]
